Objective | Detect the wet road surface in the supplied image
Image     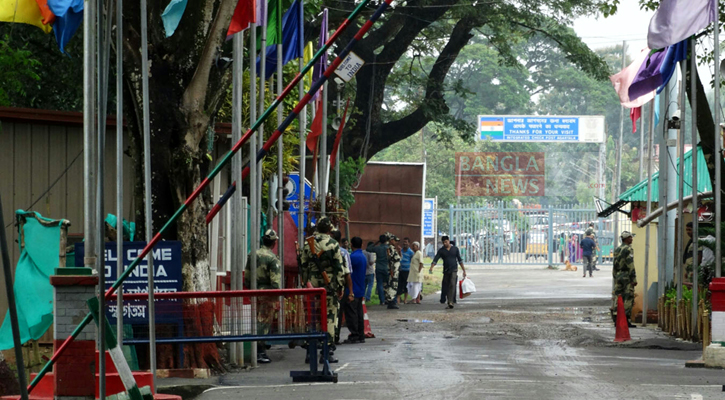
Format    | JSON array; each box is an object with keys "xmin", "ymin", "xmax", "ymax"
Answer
[{"xmin": 180, "ymin": 266, "xmax": 724, "ymax": 400}]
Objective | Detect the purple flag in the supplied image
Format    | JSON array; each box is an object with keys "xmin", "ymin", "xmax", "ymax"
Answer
[
  {"xmin": 648, "ymin": 0, "xmax": 716, "ymax": 49},
  {"xmin": 628, "ymin": 40, "xmax": 688, "ymax": 100}
]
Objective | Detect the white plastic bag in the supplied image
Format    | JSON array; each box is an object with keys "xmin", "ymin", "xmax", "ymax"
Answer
[{"xmin": 459, "ymin": 277, "xmax": 476, "ymax": 299}]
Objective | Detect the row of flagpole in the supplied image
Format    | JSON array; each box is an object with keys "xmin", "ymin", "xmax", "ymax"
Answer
[{"xmin": 610, "ymin": 0, "xmax": 722, "ymax": 334}]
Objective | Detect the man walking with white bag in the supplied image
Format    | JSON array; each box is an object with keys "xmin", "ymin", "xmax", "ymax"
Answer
[{"xmin": 430, "ymin": 236, "xmax": 467, "ymax": 309}]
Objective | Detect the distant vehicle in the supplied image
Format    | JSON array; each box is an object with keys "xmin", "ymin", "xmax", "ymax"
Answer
[
  {"xmin": 525, "ymin": 232, "xmax": 547, "ymax": 260},
  {"xmin": 597, "ymin": 231, "xmax": 615, "ymax": 261}
]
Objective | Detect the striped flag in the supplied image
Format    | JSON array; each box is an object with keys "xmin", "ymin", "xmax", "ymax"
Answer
[{"xmin": 479, "ymin": 118, "xmax": 503, "ymax": 140}]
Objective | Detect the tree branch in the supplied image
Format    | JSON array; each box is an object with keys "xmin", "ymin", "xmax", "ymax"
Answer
[
  {"xmin": 371, "ymin": 16, "xmax": 478, "ymax": 156},
  {"xmin": 181, "ymin": 0, "xmax": 236, "ymax": 148}
]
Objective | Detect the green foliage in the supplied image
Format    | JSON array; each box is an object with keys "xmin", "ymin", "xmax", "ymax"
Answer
[
  {"xmin": 336, "ymin": 157, "xmax": 365, "ymax": 210},
  {"xmin": 0, "ymin": 35, "xmax": 40, "ymax": 106}
]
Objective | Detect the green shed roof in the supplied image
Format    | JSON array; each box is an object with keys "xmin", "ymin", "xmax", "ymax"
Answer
[{"xmin": 618, "ymin": 146, "xmax": 711, "ymax": 202}]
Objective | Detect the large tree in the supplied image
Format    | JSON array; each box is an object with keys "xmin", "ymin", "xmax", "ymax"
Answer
[{"xmin": 1, "ymin": 0, "xmax": 612, "ymax": 292}]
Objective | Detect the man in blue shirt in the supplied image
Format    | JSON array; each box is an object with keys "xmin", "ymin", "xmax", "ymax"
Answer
[
  {"xmin": 580, "ymin": 233, "xmax": 597, "ymax": 278},
  {"xmin": 397, "ymin": 237, "xmax": 415, "ymax": 304},
  {"xmin": 343, "ymin": 237, "xmax": 368, "ymax": 343}
]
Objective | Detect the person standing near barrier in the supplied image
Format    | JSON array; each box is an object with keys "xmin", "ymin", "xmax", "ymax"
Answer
[
  {"xmin": 385, "ymin": 234, "xmax": 402, "ymax": 309},
  {"xmin": 363, "ymin": 241, "xmax": 376, "ymax": 302},
  {"xmin": 300, "ymin": 217, "xmax": 349, "ymax": 363},
  {"xmin": 430, "ymin": 236, "xmax": 466, "ymax": 309},
  {"xmin": 332, "ymin": 230, "xmax": 353, "ymax": 345},
  {"xmin": 397, "ymin": 237, "xmax": 414, "ymax": 304},
  {"xmin": 580, "ymin": 233, "xmax": 596, "ymax": 278},
  {"xmin": 343, "ymin": 237, "xmax": 367, "ymax": 343},
  {"xmin": 585, "ymin": 223, "xmax": 601, "ymax": 271},
  {"xmin": 611, "ymin": 231, "xmax": 637, "ymax": 328},
  {"xmin": 367, "ymin": 235, "xmax": 390, "ymax": 305},
  {"xmin": 243, "ymin": 229, "xmax": 281, "ymax": 364},
  {"xmin": 407, "ymin": 241, "xmax": 424, "ymax": 304}
]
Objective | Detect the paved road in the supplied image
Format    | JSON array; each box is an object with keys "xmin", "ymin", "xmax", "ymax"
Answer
[{"xmin": 172, "ymin": 265, "xmax": 724, "ymax": 400}]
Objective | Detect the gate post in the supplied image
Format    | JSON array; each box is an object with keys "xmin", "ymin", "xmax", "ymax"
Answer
[
  {"xmin": 499, "ymin": 201, "xmax": 504, "ymax": 265},
  {"xmin": 449, "ymin": 204, "xmax": 454, "ymax": 245},
  {"xmin": 548, "ymin": 205, "xmax": 554, "ymax": 266}
]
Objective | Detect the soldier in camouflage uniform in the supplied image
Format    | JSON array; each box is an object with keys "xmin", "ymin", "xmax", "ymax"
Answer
[
  {"xmin": 611, "ymin": 231, "xmax": 637, "ymax": 327},
  {"xmin": 683, "ymin": 222, "xmax": 703, "ymax": 283},
  {"xmin": 384, "ymin": 233, "xmax": 401, "ymax": 309},
  {"xmin": 300, "ymin": 217, "xmax": 349, "ymax": 363},
  {"xmin": 243, "ymin": 229, "xmax": 281, "ymax": 364}
]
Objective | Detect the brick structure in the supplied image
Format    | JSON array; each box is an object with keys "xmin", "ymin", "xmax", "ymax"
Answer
[{"xmin": 51, "ymin": 274, "xmax": 98, "ymax": 399}]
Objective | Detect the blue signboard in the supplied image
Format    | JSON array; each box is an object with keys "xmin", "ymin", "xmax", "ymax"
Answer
[
  {"xmin": 287, "ymin": 172, "xmax": 314, "ymax": 228},
  {"xmin": 74, "ymin": 241, "xmax": 183, "ymax": 324},
  {"xmin": 478, "ymin": 115, "xmax": 604, "ymax": 143},
  {"xmin": 423, "ymin": 198, "xmax": 435, "ymax": 238}
]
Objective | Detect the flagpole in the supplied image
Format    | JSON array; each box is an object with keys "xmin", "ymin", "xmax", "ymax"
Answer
[
  {"xmin": 676, "ymin": 57, "xmax": 687, "ymax": 303},
  {"xmin": 231, "ymin": 29, "xmax": 244, "ymax": 366},
  {"xmin": 335, "ymin": 85, "xmax": 341, "ymax": 201},
  {"xmin": 115, "ymin": 0, "xmax": 124, "ymax": 349},
  {"xmin": 249, "ymin": 11, "xmax": 259, "ymax": 369},
  {"xmin": 715, "ymin": 0, "xmax": 722, "ymax": 279},
  {"xmin": 690, "ymin": 37, "xmax": 699, "ymax": 338},
  {"xmin": 297, "ymin": 0, "xmax": 306, "ymax": 249},
  {"xmin": 275, "ymin": 0, "xmax": 285, "ymax": 331},
  {"xmin": 321, "ymin": 82, "xmax": 328, "ymax": 217},
  {"xmin": 643, "ymin": 100, "xmax": 654, "ymax": 327}
]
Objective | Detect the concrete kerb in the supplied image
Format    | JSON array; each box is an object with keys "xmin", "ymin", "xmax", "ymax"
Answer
[{"xmin": 156, "ymin": 384, "xmax": 218, "ymax": 400}]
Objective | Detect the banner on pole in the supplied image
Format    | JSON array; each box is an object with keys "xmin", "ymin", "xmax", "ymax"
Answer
[{"xmin": 423, "ymin": 198, "xmax": 435, "ymax": 238}]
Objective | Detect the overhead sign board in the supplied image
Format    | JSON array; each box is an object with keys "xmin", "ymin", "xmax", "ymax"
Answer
[
  {"xmin": 477, "ymin": 115, "xmax": 605, "ymax": 143},
  {"xmin": 334, "ymin": 51, "xmax": 365, "ymax": 82},
  {"xmin": 423, "ymin": 198, "xmax": 435, "ymax": 238}
]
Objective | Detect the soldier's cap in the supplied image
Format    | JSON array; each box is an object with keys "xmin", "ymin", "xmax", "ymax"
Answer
[
  {"xmin": 263, "ymin": 229, "xmax": 279, "ymax": 240},
  {"xmin": 621, "ymin": 231, "xmax": 635, "ymax": 239},
  {"xmin": 317, "ymin": 217, "xmax": 333, "ymax": 231}
]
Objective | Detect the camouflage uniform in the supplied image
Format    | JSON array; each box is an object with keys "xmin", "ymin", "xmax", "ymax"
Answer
[
  {"xmin": 243, "ymin": 230, "xmax": 281, "ymax": 357},
  {"xmin": 611, "ymin": 242, "xmax": 636, "ymax": 319},
  {"xmin": 385, "ymin": 242, "xmax": 401, "ymax": 303},
  {"xmin": 683, "ymin": 239, "xmax": 704, "ymax": 283},
  {"xmin": 300, "ymin": 226, "xmax": 348, "ymax": 343}
]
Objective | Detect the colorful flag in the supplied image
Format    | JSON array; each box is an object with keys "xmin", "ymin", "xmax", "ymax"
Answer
[
  {"xmin": 265, "ymin": 0, "xmax": 282, "ymax": 45},
  {"xmin": 46, "ymin": 0, "xmax": 83, "ymax": 53},
  {"xmin": 303, "ymin": 41, "xmax": 313, "ymax": 93},
  {"xmin": 313, "ymin": 9, "xmax": 328, "ymax": 85},
  {"xmin": 34, "ymin": 0, "xmax": 55, "ymax": 25},
  {"xmin": 648, "ymin": 0, "xmax": 716, "ymax": 50},
  {"xmin": 161, "ymin": 0, "xmax": 188, "ymax": 37},
  {"xmin": 226, "ymin": 0, "xmax": 257, "ymax": 38},
  {"xmin": 630, "ymin": 107, "xmax": 641, "ymax": 133},
  {"xmin": 329, "ymin": 98, "xmax": 350, "ymax": 168},
  {"xmin": 657, "ymin": 40, "xmax": 688, "ymax": 93},
  {"xmin": 306, "ymin": 96, "xmax": 324, "ymax": 153},
  {"xmin": 256, "ymin": 0, "xmax": 303, "ymax": 80},
  {"xmin": 0, "ymin": 0, "xmax": 53, "ymax": 33},
  {"xmin": 628, "ymin": 40, "xmax": 688, "ymax": 100},
  {"xmin": 609, "ymin": 47, "xmax": 655, "ymax": 108}
]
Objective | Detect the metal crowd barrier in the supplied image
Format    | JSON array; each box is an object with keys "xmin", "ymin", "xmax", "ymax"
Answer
[{"xmin": 108, "ymin": 288, "xmax": 336, "ymax": 382}]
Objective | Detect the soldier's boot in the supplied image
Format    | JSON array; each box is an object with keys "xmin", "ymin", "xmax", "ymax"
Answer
[{"xmin": 257, "ymin": 352, "xmax": 271, "ymax": 364}]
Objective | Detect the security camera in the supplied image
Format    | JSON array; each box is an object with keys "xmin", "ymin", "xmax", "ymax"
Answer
[{"xmin": 671, "ymin": 109, "xmax": 681, "ymax": 121}]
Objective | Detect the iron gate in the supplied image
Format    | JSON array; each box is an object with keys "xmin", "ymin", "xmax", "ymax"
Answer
[{"xmin": 444, "ymin": 202, "xmax": 626, "ymax": 266}]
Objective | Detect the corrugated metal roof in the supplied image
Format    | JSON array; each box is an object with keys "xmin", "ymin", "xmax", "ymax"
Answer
[{"xmin": 619, "ymin": 146, "xmax": 711, "ymax": 202}]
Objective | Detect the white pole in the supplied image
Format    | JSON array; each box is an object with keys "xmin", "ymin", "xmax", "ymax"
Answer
[
  {"xmin": 614, "ymin": 41, "xmax": 625, "ymax": 247},
  {"xmin": 335, "ymin": 88, "xmax": 341, "ymax": 201},
  {"xmin": 676, "ymin": 64, "xmax": 686, "ymax": 302},
  {"xmin": 666, "ymin": 72, "xmax": 678, "ymax": 285},
  {"xmin": 658, "ymin": 81, "xmax": 670, "ymax": 298},
  {"xmin": 715, "ymin": 0, "xmax": 722, "ymax": 278},
  {"xmin": 140, "ymin": 0, "xmax": 156, "ymax": 382},
  {"xmin": 115, "ymin": 0, "xmax": 124, "ymax": 346},
  {"xmin": 643, "ymin": 100, "xmax": 655, "ymax": 327},
  {"xmin": 298, "ymin": 40, "xmax": 306, "ymax": 248},
  {"xmin": 230, "ymin": 31, "xmax": 244, "ymax": 365},
  {"xmin": 249, "ymin": 7, "xmax": 260, "ymax": 367},
  {"xmin": 276, "ymin": 11, "xmax": 285, "ymax": 330},
  {"xmin": 320, "ymin": 81, "xmax": 328, "ymax": 216}
]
